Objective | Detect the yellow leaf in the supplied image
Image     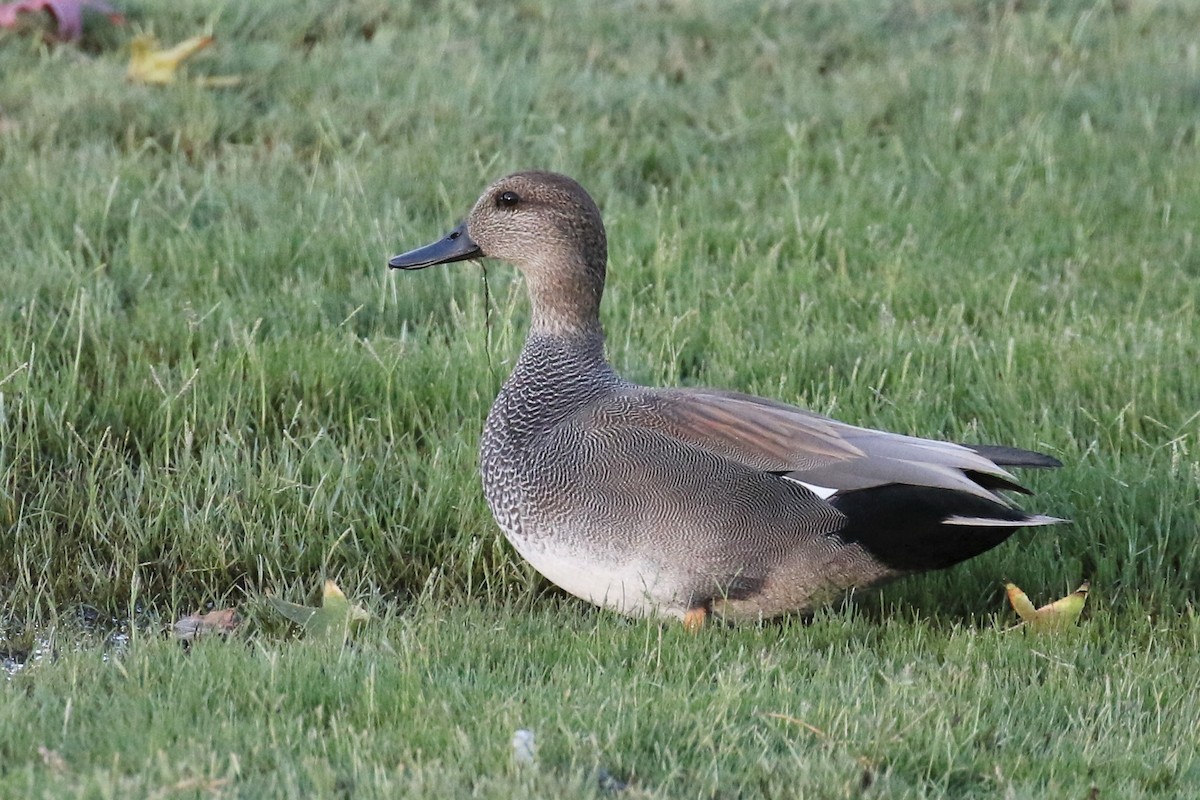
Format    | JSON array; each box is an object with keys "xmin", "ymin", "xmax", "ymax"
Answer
[
  {"xmin": 268, "ymin": 579, "xmax": 369, "ymax": 643},
  {"xmin": 1031, "ymin": 581, "xmax": 1089, "ymax": 632},
  {"xmin": 1005, "ymin": 583, "xmax": 1040, "ymax": 623},
  {"xmin": 1006, "ymin": 581, "xmax": 1089, "ymax": 632},
  {"xmin": 127, "ymin": 33, "xmax": 214, "ymax": 85}
]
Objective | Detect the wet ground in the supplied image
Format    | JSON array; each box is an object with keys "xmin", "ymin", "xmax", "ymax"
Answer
[{"xmin": 2, "ymin": 607, "xmax": 135, "ymax": 678}]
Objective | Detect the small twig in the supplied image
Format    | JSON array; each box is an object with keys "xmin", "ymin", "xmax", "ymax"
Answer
[
  {"xmin": 763, "ymin": 712, "xmax": 827, "ymax": 737},
  {"xmin": 481, "ymin": 263, "xmax": 497, "ymax": 382}
]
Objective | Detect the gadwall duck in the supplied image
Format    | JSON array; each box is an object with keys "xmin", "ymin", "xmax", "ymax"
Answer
[{"xmin": 389, "ymin": 171, "xmax": 1065, "ymax": 625}]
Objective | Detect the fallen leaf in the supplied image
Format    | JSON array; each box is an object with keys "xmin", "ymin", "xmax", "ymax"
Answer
[
  {"xmin": 173, "ymin": 607, "xmax": 241, "ymax": 642},
  {"xmin": 1031, "ymin": 581, "xmax": 1090, "ymax": 630},
  {"xmin": 1005, "ymin": 581, "xmax": 1089, "ymax": 632},
  {"xmin": 1005, "ymin": 583, "xmax": 1040, "ymax": 623},
  {"xmin": 268, "ymin": 580, "xmax": 369, "ymax": 643},
  {"xmin": 126, "ymin": 32, "xmax": 214, "ymax": 85},
  {"xmin": 0, "ymin": 0, "xmax": 122, "ymax": 41}
]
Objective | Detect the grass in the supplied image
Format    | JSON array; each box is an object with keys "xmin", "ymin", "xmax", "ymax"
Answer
[
  {"xmin": 5, "ymin": 601, "xmax": 1200, "ymax": 798},
  {"xmin": 1, "ymin": 0, "xmax": 1199, "ymax": 796}
]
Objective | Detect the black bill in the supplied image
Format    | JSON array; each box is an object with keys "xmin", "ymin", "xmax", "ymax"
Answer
[{"xmin": 388, "ymin": 221, "xmax": 482, "ymax": 270}]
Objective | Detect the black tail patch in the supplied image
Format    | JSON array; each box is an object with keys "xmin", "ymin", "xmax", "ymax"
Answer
[{"xmin": 830, "ymin": 484, "xmax": 1039, "ymax": 572}]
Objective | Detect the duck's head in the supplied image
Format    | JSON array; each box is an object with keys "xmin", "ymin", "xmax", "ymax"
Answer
[{"xmin": 389, "ymin": 171, "xmax": 608, "ymax": 336}]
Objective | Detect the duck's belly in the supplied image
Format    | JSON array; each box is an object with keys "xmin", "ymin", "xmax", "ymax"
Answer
[
  {"xmin": 508, "ymin": 533, "xmax": 690, "ymax": 619},
  {"xmin": 498, "ymin": 517, "xmax": 889, "ymax": 622}
]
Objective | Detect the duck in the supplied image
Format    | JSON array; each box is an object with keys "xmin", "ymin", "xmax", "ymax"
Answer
[{"xmin": 388, "ymin": 171, "xmax": 1065, "ymax": 626}]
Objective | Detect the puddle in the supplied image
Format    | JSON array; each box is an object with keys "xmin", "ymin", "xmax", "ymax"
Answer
[
  {"xmin": 2, "ymin": 607, "xmax": 137, "ymax": 679},
  {"xmin": 3, "ymin": 636, "xmax": 53, "ymax": 677}
]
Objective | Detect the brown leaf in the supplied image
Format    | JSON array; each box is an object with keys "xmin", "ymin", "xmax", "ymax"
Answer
[{"xmin": 173, "ymin": 607, "xmax": 241, "ymax": 642}]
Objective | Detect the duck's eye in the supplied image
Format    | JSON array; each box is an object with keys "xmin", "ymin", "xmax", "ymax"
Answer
[{"xmin": 496, "ymin": 190, "xmax": 521, "ymax": 208}]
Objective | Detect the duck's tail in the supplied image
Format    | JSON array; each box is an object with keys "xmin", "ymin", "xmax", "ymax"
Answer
[{"xmin": 962, "ymin": 444, "xmax": 1063, "ymax": 470}]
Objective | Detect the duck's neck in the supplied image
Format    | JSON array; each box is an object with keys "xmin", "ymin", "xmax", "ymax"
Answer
[{"xmin": 524, "ymin": 255, "xmax": 605, "ymax": 339}]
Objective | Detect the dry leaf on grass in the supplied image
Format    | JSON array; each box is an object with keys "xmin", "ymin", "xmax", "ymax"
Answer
[
  {"xmin": 1005, "ymin": 581, "xmax": 1089, "ymax": 632},
  {"xmin": 126, "ymin": 32, "xmax": 213, "ymax": 85},
  {"xmin": 173, "ymin": 607, "xmax": 242, "ymax": 642}
]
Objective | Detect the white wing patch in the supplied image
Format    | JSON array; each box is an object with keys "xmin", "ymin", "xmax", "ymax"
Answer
[{"xmin": 782, "ymin": 475, "xmax": 839, "ymax": 500}]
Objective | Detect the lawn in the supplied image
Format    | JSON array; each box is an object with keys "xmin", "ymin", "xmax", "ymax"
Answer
[{"xmin": 2, "ymin": 0, "xmax": 1199, "ymax": 796}]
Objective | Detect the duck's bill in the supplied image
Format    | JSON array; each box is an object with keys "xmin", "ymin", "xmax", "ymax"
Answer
[{"xmin": 388, "ymin": 222, "xmax": 482, "ymax": 269}]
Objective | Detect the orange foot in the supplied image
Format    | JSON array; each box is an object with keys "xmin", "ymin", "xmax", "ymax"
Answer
[{"xmin": 682, "ymin": 607, "xmax": 707, "ymax": 633}]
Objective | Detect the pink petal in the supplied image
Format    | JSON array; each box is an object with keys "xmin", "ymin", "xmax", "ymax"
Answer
[{"xmin": 0, "ymin": 0, "xmax": 121, "ymax": 41}]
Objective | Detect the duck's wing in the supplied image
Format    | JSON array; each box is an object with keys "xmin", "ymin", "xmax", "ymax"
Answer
[{"xmin": 592, "ymin": 387, "xmax": 1060, "ymax": 510}]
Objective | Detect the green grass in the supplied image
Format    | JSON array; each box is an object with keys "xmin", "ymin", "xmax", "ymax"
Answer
[
  {"xmin": 2, "ymin": 0, "xmax": 1199, "ymax": 796},
  {"xmin": 6, "ymin": 600, "xmax": 1200, "ymax": 798}
]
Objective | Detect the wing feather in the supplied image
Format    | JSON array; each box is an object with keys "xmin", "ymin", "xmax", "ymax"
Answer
[{"xmin": 588, "ymin": 386, "xmax": 1039, "ymax": 504}]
